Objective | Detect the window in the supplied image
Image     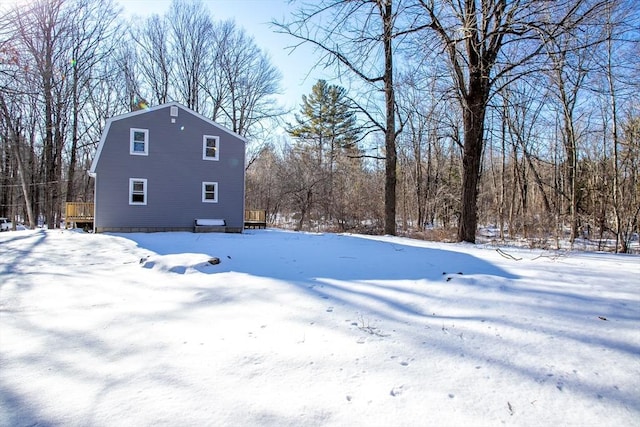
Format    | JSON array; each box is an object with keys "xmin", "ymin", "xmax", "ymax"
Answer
[
  {"xmin": 202, "ymin": 182, "xmax": 218, "ymax": 203},
  {"xmin": 130, "ymin": 128, "xmax": 149, "ymax": 155},
  {"xmin": 203, "ymin": 135, "xmax": 219, "ymax": 160},
  {"xmin": 129, "ymin": 178, "xmax": 147, "ymax": 205}
]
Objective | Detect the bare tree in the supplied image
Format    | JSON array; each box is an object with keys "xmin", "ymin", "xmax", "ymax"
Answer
[
  {"xmin": 1, "ymin": 0, "xmax": 124, "ymax": 226},
  {"xmin": 167, "ymin": 0, "xmax": 213, "ymax": 112},
  {"xmin": 0, "ymin": 8, "xmax": 27, "ymax": 224},
  {"xmin": 499, "ymin": 80, "xmax": 553, "ymax": 238},
  {"xmin": 245, "ymin": 143, "xmax": 283, "ymax": 223},
  {"xmin": 64, "ymin": 0, "xmax": 121, "ymax": 203},
  {"xmin": 275, "ymin": 0, "xmax": 404, "ymax": 235},
  {"xmin": 278, "ymin": 142, "xmax": 325, "ymax": 231},
  {"xmin": 415, "ymin": 0, "xmax": 609, "ymax": 243},
  {"xmin": 213, "ymin": 20, "xmax": 282, "ymax": 139},
  {"xmin": 396, "ymin": 72, "xmax": 450, "ymax": 232},
  {"xmin": 542, "ymin": 11, "xmax": 598, "ymax": 244},
  {"xmin": 0, "ymin": 95, "xmax": 36, "ymax": 228},
  {"xmin": 130, "ymin": 8, "xmax": 283, "ymax": 164},
  {"xmin": 13, "ymin": 0, "xmax": 72, "ymax": 228},
  {"xmin": 131, "ymin": 14, "xmax": 172, "ymax": 104},
  {"xmin": 600, "ymin": 0, "xmax": 640, "ymax": 252}
]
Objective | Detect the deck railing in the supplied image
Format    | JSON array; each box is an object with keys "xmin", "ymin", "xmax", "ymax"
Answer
[
  {"xmin": 64, "ymin": 204, "xmax": 263, "ymax": 230},
  {"xmin": 65, "ymin": 202, "xmax": 94, "ymax": 228},
  {"xmin": 244, "ymin": 209, "xmax": 267, "ymax": 229}
]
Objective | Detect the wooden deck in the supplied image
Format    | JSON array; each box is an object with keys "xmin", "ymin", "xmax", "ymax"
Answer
[
  {"xmin": 65, "ymin": 203, "xmax": 265, "ymax": 231},
  {"xmin": 65, "ymin": 202, "xmax": 94, "ymax": 229},
  {"xmin": 244, "ymin": 209, "xmax": 267, "ymax": 229}
]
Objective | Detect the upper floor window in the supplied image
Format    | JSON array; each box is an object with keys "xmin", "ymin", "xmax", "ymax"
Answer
[
  {"xmin": 203, "ymin": 135, "xmax": 219, "ymax": 161},
  {"xmin": 130, "ymin": 128, "xmax": 149, "ymax": 156},
  {"xmin": 129, "ymin": 178, "xmax": 147, "ymax": 205},
  {"xmin": 202, "ymin": 181, "xmax": 218, "ymax": 203}
]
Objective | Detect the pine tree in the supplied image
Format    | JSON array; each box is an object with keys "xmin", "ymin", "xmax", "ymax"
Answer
[
  {"xmin": 287, "ymin": 79, "xmax": 362, "ymax": 228},
  {"xmin": 289, "ymin": 79, "xmax": 359, "ymax": 165}
]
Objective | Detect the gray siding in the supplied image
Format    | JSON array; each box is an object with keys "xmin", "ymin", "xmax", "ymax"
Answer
[{"xmin": 94, "ymin": 104, "xmax": 245, "ymax": 232}]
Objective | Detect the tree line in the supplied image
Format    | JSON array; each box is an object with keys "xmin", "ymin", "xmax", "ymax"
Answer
[
  {"xmin": 1, "ymin": 0, "xmax": 638, "ymax": 253},
  {"xmin": 264, "ymin": 0, "xmax": 639, "ymax": 252}
]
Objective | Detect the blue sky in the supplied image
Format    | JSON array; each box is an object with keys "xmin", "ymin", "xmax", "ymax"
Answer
[{"xmin": 119, "ymin": 0, "xmax": 330, "ymax": 112}]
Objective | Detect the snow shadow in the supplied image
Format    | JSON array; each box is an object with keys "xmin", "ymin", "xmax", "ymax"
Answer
[
  {"xmin": 2, "ymin": 229, "xmax": 638, "ymax": 424},
  {"xmin": 0, "ymin": 383, "xmax": 56, "ymax": 427},
  {"xmin": 121, "ymin": 229, "xmax": 517, "ymax": 283},
  {"xmin": 118, "ymin": 230, "xmax": 639, "ymax": 415},
  {"xmin": 0, "ymin": 230, "xmax": 48, "ymax": 282}
]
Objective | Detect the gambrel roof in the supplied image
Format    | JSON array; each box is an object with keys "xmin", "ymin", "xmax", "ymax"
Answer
[{"xmin": 89, "ymin": 101, "xmax": 246, "ymax": 176}]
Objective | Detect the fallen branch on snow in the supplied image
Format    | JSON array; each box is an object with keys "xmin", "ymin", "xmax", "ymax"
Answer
[{"xmin": 496, "ymin": 248, "xmax": 522, "ymax": 261}]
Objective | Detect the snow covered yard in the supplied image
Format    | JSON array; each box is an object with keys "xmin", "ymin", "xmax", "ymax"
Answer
[{"xmin": 1, "ymin": 229, "xmax": 638, "ymax": 427}]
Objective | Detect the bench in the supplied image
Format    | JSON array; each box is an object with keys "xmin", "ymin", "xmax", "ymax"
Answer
[{"xmin": 194, "ymin": 218, "xmax": 226, "ymax": 233}]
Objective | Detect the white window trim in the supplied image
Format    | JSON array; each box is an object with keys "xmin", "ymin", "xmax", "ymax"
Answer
[
  {"xmin": 202, "ymin": 181, "xmax": 218, "ymax": 203},
  {"xmin": 130, "ymin": 128, "xmax": 149, "ymax": 156},
  {"xmin": 202, "ymin": 135, "xmax": 219, "ymax": 161},
  {"xmin": 129, "ymin": 178, "xmax": 148, "ymax": 205}
]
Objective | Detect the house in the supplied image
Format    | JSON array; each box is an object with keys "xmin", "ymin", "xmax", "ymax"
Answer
[{"xmin": 89, "ymin": 102, "xmax": 246, "ymax": 233}]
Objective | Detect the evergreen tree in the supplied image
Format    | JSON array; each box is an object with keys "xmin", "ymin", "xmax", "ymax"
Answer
[
  {"xmin": 289, "ymin": 79, "xmax": 360, "ymax": 167},
  {"xmin": 287, "ymin": 79, "xmax": 362, "ymax": 229}
]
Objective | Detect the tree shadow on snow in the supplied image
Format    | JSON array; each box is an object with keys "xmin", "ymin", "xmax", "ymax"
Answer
[
  {"xmin": 120, "ymin": 229, "xmax": 518, "ymax": 283},
  {"xmin": 0, "ymin": 229, "xmax": 48, "ymax": 286},
  {"xmin": 3, "ymin": 229, "xmax": 637, "ymax": 423},
  {"xmin": 119, "ymin": 230, "xmax": 640, "ymax": 417}
]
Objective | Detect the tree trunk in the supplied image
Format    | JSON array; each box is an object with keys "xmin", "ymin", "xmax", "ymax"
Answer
[
  {"xmin": 563, "ymin": 115, "xmax": 579, "ymax": 243},
  {"xmin": 66, "ymin": 63, "xmax": 79, "ymax": 203},
  {"xmin": 382, "ymin": 1, "xmax": 396, "ymax": 236},
  {"xmin": 457, "ymin": 92, "xmax": 486, "ymax": 243},
  {"xmin": 605, "ymin": 11, "xmax": 622, "ymax": 253},
  {"xmin": 44, "ymin": 96, "xmax": 55, "ymax": 228}
]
